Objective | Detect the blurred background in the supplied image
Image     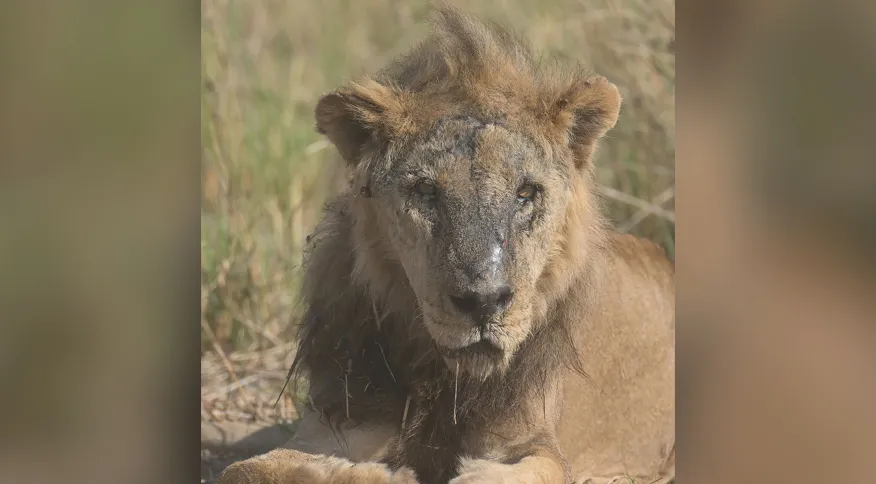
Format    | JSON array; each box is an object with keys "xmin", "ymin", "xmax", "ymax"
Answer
[{"xmin": 200, "ymin": 0, "xmax": 675, "ymax": 454}]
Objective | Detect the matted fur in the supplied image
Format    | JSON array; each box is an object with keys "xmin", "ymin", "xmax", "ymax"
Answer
[{"xmin": 218, "ymin": 3, "xmax": 673, "ymax": 484}]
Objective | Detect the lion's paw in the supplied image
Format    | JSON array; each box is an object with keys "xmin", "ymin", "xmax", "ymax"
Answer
[
  {"xmin": 575, "ymin": 476, "xmax": 674, "ymax": 484},
  {"xmin": 216, "ymin": 448, "xmax": 419, "ymax": 484},
  {"xmin": 449, "ymin": 458, "xmax": 519, "ymax": 484},
  {"xmin": 216, "ymin": 449, "xmax": 326, "ymax": 484}
]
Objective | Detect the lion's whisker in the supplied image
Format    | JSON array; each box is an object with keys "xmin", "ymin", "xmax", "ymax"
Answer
[
  {"xmin": 401, "ymin": 394, "xmax": 412, "ymax": 430},
  {"xmin": 345, "ymin": 359, "xmax": 352, "ymax": 419},
  {"xmin": 377, "ymin": 342, "xmax": 396, "ymax": 382},
  {"xmin": 372, "ymin": 300, "xmax": 387, "ymax": 331},
  {"xmin": 453, "ymin": 359, "xmax": 459, "ymax": 425}
]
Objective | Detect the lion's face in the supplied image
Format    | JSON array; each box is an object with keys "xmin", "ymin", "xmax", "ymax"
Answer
[
  {"xmin": 315, "ymin": 56, "xmax": 620, "ymax": 378},
  {"xmin": 370, "ymin": 117, "xmax": 572, "ymax": 377}
]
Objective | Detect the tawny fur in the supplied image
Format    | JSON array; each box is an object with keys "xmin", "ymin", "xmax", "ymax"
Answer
[{"xmin": 217, "ymin": 4, "xmax": 674, "ymax": 484}]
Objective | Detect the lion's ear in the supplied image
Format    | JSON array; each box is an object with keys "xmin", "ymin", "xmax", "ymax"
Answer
[
  {"xmin": 315, "ymin": 78, "xmax": 406, "ymax": 166},
  {"xmin": 548, "ymin": 75, "xmax": 622, "ymax": 169}
]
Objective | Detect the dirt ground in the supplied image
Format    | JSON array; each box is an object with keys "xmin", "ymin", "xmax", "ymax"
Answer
[{"xmin": 200, "ymin": 345, "xmax": 300, "ymax": 483}]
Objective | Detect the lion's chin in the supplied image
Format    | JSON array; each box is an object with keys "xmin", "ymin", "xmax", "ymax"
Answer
[
  {"xmin": 422, "ymin": 314, "xmax": 526, "ymax": 379},
  {"xmin": 442, "ymin": 353, "xmax": 509, "ymax": 381},
  {"xmin": 437, "ymin": 338, "xmax": 513, "ymax": 381}
]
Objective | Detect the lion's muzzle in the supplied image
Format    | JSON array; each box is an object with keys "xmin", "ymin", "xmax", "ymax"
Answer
[{"xmin": 449, "ymin": 285, "xmax": 514, "ymax": 322}]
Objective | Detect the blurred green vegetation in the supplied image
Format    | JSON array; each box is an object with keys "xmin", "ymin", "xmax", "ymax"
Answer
[{"xmin": 201, "ymin": 0, "xmax": 674, "ymax": 353}]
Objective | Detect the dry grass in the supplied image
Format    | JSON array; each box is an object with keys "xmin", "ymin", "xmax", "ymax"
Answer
[{"xmin": 200, "ymin": 0, "xmax": 675, "ymax": 462}]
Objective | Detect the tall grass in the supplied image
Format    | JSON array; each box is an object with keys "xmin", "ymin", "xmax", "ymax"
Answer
[{"xmin": 201, "ymin": 0, "xmax": 674, "ymax": 356}]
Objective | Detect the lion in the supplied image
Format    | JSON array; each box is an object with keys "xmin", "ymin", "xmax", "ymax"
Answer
[{"xmin": 216, "ymin": 4, "xmax": 674, "ymax": 484}]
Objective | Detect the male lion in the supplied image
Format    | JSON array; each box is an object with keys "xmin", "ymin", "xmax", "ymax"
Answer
[{"xmin": 217, "ymin": 4, "xmax": 674, "ymax": 484}]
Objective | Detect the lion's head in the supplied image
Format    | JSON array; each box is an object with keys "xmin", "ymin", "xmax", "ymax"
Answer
[{"xmin": 313, "ymin": 6, "xmax": 620, "ymax": 379}]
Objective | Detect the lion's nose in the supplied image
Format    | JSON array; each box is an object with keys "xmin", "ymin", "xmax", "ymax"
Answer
[{"xmin": 450, "ymin": 285, "xmax": 514, "ymax": 322}]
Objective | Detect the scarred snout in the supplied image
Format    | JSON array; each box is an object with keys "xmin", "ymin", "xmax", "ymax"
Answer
[
  {"xmin": 434, "ymin": 242, "xmax": 523, "ymax": 378},
  {"xmin": 445, "ymin": 239, "xmax": 515, "ymax": 325}
]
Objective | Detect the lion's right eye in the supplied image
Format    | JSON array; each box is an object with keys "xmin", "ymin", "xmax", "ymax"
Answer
[
  {"xmin": 516, "ymin": 183, "xmax": 538, "ymax": 204},
  {"xmin": 415, "ymin": 181, "xmax": 438, "ymax": 198}
]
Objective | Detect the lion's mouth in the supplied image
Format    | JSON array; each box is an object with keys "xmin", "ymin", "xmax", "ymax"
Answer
[{"xmin": 439, "ymin": 338, "xmax": 504, "ymax": 360}]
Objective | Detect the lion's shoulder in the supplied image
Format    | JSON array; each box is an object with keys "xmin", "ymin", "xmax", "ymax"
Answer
[{"xmin": 605, "ymin": 232, "xmax": 674, "ymax": 278}]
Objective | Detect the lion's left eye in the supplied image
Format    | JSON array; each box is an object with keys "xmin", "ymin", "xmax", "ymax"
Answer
[
  {"xmin": 415, "ymin": 181, "xmax": 438, "ymax": 199},
  {"xmin": 516, "ymin": 184, "xmax": 537, "ymax": 202}
]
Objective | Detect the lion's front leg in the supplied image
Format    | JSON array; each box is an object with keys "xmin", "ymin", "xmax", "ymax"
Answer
[
  {"xmin": 216, "ymin": 448, "xmax": 418, "ymax": 484},
  {"xmin": 216, "ymin": 409, "xmax": 417, "ymax": 484},
  {"xmin": 450, "ymin": 454, "xmax": 568, "ymax": 484}
]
